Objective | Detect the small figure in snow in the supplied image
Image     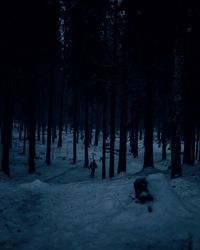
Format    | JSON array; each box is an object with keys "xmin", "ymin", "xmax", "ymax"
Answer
[
  {"xmin": 134, "ymin": 178, "xmax": 153, "ymax": 203},
  {"xmin": 89, "ymin": 160, "xmax": 97, "ymax": 178}
]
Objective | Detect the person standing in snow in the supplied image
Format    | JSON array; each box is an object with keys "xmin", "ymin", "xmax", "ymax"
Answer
[{"xmin": 89, "ymin": 160, "xmax": 97, "ymax": 178}]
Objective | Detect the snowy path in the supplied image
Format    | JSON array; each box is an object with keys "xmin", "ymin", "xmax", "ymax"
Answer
[
  {"xmin": 1, "ymin": 172, "xmax": 200, "ymax": 250},
  {"xmin": 0, "ymin": 183, "xmax": 43, "ymax": 249},
  {"xmin": 1, "ymin": 134, "xmax": 200, "ymax": 249}
]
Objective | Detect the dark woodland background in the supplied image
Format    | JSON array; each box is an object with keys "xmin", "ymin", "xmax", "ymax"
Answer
[{"xmin": 0, "ymin": 0, "xmax": 200, "ymax": 179}]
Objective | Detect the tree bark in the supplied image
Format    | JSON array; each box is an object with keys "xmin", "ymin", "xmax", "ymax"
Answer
[
  {"xmin": 29, "ymin": 118, "xmax": 36, "ymax": 174},
  {"xmin": 46, "ymin": 67, "xmax": 54, "ymax": 165},
  {"xmin": 183, "ymin": 120, "xmax": 195, "ymax": 165},
  {"xmin": 1, "ymin": 82, "xmax": 13, "ymax": 177},
  {"xmin": 73, "ymin": 94, "xmax": 78, "ymax": 164},
  {"xmin": 19, "ymin": 122, "xmax": 23, "ymax": 141},
  {"xmin": 170, "ymin": 25, "xmax": 183, "ymax": 178},
  {"xmin": 102, "ymin": 96, "xmax": 106, "ymax": 179},
  {"xmin": 94, "ymin": 105, "xmax": 100, "ymax": 146},
  {"xmin": 143, "ymin": 78, "xmax": 154, "ymax": 168},
  {"xmin": 42, "ymin": 124, "xmax": 45, "ymax": 144},
  {"xmin": 161, "ymin": 98, "xmax": 167, "ymax": 160},
  {"xmin": 118, "ymin": 84, "xmax": 127, "ymax": 173},
  {"xmin": 58, "ymin": 70, "xmax": 65, "ymax": 148},
  {"xmin": 28, "ymin": 84, "xmax": 36, "ymax": 174},
  {"xmin": 130, "ymin": 99, "xmax": 139, "ymax": 158},
  {"xmin": 84, "ymin": 92, "xmax": 89, "ymax": 168},
  {"xmin": 109, "ymin": 86, "xmax": 115, "ymax": 178},
  {"xmin": 195, "ymin": 126, "xmax": 199, "ymax": 161},
  {"xmin": 22, "ymin": 123, "xmax": 27, "ymax": 154}
]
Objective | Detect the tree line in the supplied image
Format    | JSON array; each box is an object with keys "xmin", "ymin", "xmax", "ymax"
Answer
[{"xmin": 0, "ymin": 0, "xmax": 200, "ymax": 179}]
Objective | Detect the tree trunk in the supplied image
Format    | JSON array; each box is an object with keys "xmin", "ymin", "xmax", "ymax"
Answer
[
  {"xmin": 28, "ymin": 119, "xmax": 36, "ymax": 174},
  {"xmin": 73, "ymin": 96, "xmax": 78, "ymax": 164},
  {"xmin": 58, "ymin": 71, "xmax": 65, "ymax": 148},
  {"xmin": 130, "ymin": 100, "xmax": 139, "ymax": 158},
  {"xmin": 171, "ymin": 123, "xmax": 182, "ymax": 178},
  {"xmin": 1, "ymin": 82, "xmax": 13, "ymax": 177},
  {"xmin": 109, "ymin": 86, "xmax": 115, "ymax": 178},
  {"xmin": 94, "ymin": 105, "xmax": 100, "ymax": 146},
  {"xmin": 109, "ymin": 0, "xmax": 118, "ymax": 178},
  {"xmin": 183, "ymin": 111, "xmax": 195, "ymax": 165},
  {"xmin": 170, "ymin": 24, "xmax": 183, "ymax": 178},
  {"xmin": 133, "ymin": 128, "xmax": 138, "ymax": 158},
  {"xmin": 37, "ymin": 95, "xmax": 41, "ymax": 142},
  {"xmin": 42, "ymin": 124, "xmax": 45, "ymax": 144},
  {"xmin": 139, "ymin": 129, "xmax": 143, "ymax": 141},
  {"xmin": 162, "ymin": 98, "xmax": 167, "ymax": 160},
  {"xmin": 37, "ymin": 123, "xmax": 41, "ymax": 142},
  {"xmin": 133, "ymin": 104, "xmax": 139, "ymax": 158},
  {"xmin": 22, "ymin": 124, "xmax": 27, "ymax": 154},
  {"xmin": 157, "ymin": 125, "xmax": 161, "ymax": 146},
  {"xmin": 195, "ymin": 126, "xmax": 199, "ymax": 161},
  {"xmin": 19, "ymin": 122, "xmax": 23, "ymax": 141},
  {"xmin": 102, "ymin": 97, "xmax": 106, "ymax": 179},
  {"xmin": 28, "ymin": 84, "xmax": 36, "ymax": 174},
  {"xmin": 143, "ymin": 78, "xmax": 154, "ymax": 168},
  {"xmin": 118, "ymin": 84, "xmax": 127, "ymax": 173},
  {"xmin": 89, "ymin": 101, "xmax": 93, "ymax": 146},
  {"xmin": 1, "ymin": 127, "xmax": 3, "ymax": 144},
  {"xmin": 94, "ymin": 125, "xmax": 99, "ymax": 146},
  {"xmin": 52, "ymin": 123, "xmax": 57, "ymax": 144},
  {"xmin": 84, "ymin": 93, "xmax": 89, "ymax": 168},
  {"xmin": 46, "ymin": 67, "xmax": 54, "ymax": 165}
]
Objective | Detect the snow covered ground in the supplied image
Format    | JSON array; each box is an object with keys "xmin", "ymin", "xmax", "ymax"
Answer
[{"xmin": 0, "ymin": 130, "xmax": 200, "ymax": 250}]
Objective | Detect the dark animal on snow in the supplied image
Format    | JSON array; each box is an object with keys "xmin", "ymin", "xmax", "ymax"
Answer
[{"xmin": 134, "ymin": 177, "xmax": 153, "ymax": 203}]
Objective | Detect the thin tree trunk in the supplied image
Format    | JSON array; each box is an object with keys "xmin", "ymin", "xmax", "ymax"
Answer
[
  {"xmin": 109, "ymin": 0, "xmax": 118, "ymax": 178},
  {"xmin": 73, "ymin": 96, "xmax": 78, "ymax": 164},
  {"xmin": 94, "ymin": 125, "xmax": 99, "ymax": 146},
  {"xmin": 199, "ymin": 135, "xmax": 200, "ymax": 162},
  {"xmin": 102, "ymin": 97, "xmax": 106, "ymax": 179},
  {"xmin": 157, "ymin": 125, "xmax": 161, "ymax": 146},
  {"xmin": 109, "ymin": 86, "xmax": 115, "ymax": 178},
  {"xmin": 139, "ymin": 129, "xmax": 143, "ymax": 141},
  {"xmin": 1, "ymin": 127, "xmax": 3, "ymax": 144},
  {"xmin": 1, "ymin": 82, "xmax": 12, "ymax": 177},
  {"xmin": 130, "ymin": 99, "xmax": 138, "ymax": 158},
  {"xmin": 183, "ymin": 117, "xmax": 195, "ymax": 165},
  {"xmin": 58, "ymin": 71, "xmax": 65, "ymax": 147},
  {"xmin": 94, "ymin": 105, "xmax": 100, "ymax": 146},
  {"xmin": 37, "ymin": 95, "xmax": 41, "ymax": 142},
  {"xmin": 133, "ymin": 128, "xmax": 138, "ymax": 158},
  {"xmin": 52, "ymin": 123, "xmax": 56, "ymax": 143},
  {"xmin": 171, "ymin": 123, "xmax": 182, "ymax": 178},
  {"xmin": 28, "ymin": 85, "xmax": 36, "ymax": 174},
  {"xmin": 132, "ymin": 103, "xmax": 139, "ymax": 158},
  {"xmin": 37, "ymin": 123, "xmax": 41, "ymax": 142},
  {"xmin": 19, "ymin": 122, "xmax": 23, "ymax": 141},
  {"xmin": 118, "ymin": 84, "xmax": 127, "ymax": 173},
  {"xmin": 42, "ymin": 124, "xmax": 45, "ymax": 144},
  {"xmin": 89, "ymin": 101, "xmax": 93, "ymax": 146},
  {"xmin": 46, "ymin": 68, "xmax": 54, "ymax": 165},
  {"xmin": 195, "ymin": 126, "xmax": 199, "ymax": 161},
  {"xmin": 162, "ymin": 131, "xmax": 167, "ymax": 160},
  {"xmin": 29, "ymin": 119, "xmax": 36, "ymax": 174},
  {"xmin": 143, "ymin": 78, "xmax": 154, "ymax": 168},
  {"xmin": 84, "ymin": 93, "xmax": 89, "ymax": 168},
  {"xmin": 22, "ymin": 124, "xmax": 27, "ymax": 154},
  {"xmin": 162, "ymin": 98, "xmax": 167, "ymax": 160},
  {"xmin": 170, "ymin": 24, "xmax": 183, "ymax": 178}
]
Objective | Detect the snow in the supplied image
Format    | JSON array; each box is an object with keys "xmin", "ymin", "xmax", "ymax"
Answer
[{"xmin": 0, "ymin": 130, "xmax": 200, "ymax": 249}]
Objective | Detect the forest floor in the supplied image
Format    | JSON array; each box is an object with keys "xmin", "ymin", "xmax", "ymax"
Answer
[{"xmin": 0, "ymin": 130, "xmax": 200, "ymax": 250}]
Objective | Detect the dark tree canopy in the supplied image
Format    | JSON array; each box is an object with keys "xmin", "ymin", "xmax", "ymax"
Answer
[{"xmin": 0, "ymin": 0, "xmax": 200, "ymax": 178}]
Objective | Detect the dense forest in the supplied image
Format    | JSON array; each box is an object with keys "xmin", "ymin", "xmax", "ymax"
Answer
[{"xmin": 0, "ymin": 0, "xmax": 200, "ymax": 179}]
